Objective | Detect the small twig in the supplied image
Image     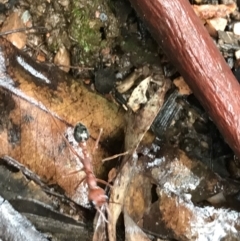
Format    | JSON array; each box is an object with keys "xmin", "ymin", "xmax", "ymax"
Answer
[
  {"xmin": 55, "ymin": 64, "xmax": 94, "ymax": 71},
  {"xmin": 0, "ymin": 26, "xmax": 47, "ymax": 36},
  {"xmin": 1, "ymin": 155, "xmax": 46, "ymax": 187},
  {"xmin": 102, "ymin": 151, "xmax": 129, "ymax": 163}
]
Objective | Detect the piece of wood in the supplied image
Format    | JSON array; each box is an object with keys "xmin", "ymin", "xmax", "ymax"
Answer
[{"xmin": 129, "ymin": 0, "xmax": 240, "ymax": 158}]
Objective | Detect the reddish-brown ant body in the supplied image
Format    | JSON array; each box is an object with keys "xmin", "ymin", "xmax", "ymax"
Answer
[
  {"xmin": 73, "ymin": 123, "xmax": 108, "ymax": 208},
  {"xmin": 61, "ymin": 122, "xmax": 109, "ymax": 220}
]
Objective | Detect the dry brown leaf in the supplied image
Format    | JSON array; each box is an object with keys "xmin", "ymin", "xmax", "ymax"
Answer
[
  {"xmin": 0, "ymin": 89, "xmax": 91, "ymax": 206},
  {"xmin": 0, "ymin": 38, "xmax": 124, "ymax": 144},
  {"xmin": 193, "ymin": 3, "xmax": 236, "ymax": 20},
  {"xmin": 0, "ymin": 38, "xmax": 125, "ymax": 207},
  {"xmin": 173, "ymin": 76, "xmax": 192, "ymax": 95},
  {"xmin": 124, "ymin": 170, "xmax": 151, "ymax": 224}
]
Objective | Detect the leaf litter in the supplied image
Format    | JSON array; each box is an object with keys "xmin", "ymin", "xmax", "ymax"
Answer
[
  {"xmin": 0, "ymin": 37, "xmax": 125, "ymax": 210},
  {"xmin": 106, "ymin": 79, "xmax": 171, "ymax": 241},
  {"xmin": 0, "ymin": 36, "xmax": 151, "ymax": 240},
  {"xmin": 2, "ymin": 0, "xmax": 240, "ymax": 240},
  {"xmin": 2, "ymin": 38, "xmax": 240, "ymax": 240}
]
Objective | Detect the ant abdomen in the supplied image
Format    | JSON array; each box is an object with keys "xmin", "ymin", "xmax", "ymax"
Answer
[{"xmin": 73, "ymin": 123, "xmax": 90, "ymax": 143}]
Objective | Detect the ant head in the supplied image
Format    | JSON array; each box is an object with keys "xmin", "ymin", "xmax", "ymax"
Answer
[
  {"xmin": 89, "ymin": 187, "xmax": 108, "ymax": 208},
  {"xmin": 73, "ymin": 123, "xmax": 90, "ymax": 143}
]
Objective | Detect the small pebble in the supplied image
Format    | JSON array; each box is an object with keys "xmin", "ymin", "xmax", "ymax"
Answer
[
  {"xmin": 1, "ymin": 12, "xmax": 27, "ymax": 49},
  {"xmin": 21, "ymin": 10, "xmax": 32, "ymax": 26},
  {"xmin": 116, "ymin": 72, "xmax": 123, "ymax": 79},
  {"xmin": 54, "ymin": 45, "xmax": 70, "ymax": 73},
  {"xmin": 207, "ymin": 17, "xmax": 227, "ymax": 31},
  {"xmin": 235, "ymin": 49, "xmax": 240, "ymax": 59},
  {"xmin": 36, "ymin": 53, "xmax": 46, "ymax": 62},
  {"xmin": 58, "ymin": 0, "xmax": 69, "ymax": 7},
  {"xmin": 99, "ymin": 13, "xmax": 108, "ymax": 22},
  {"xmin": 233, "ymin": 22, "xmax": 240, "ymax": 35}
]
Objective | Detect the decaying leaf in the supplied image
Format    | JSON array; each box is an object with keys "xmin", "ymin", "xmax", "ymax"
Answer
[
  {"xmin": 193, "ymin": 3, "xmax": 236, "ymax": 20},
  {"xmin": 0, "ymin": 196, "xmax": 48, "ymax": 241},
  {"xmin": 173, "ymin": 76, "xmax": 192, "ymax": 95},
  {"xmin": 159, "ymin": 189, "xmax": 240, "ymax": 240},
  {"xmin": 124, "ymin": 171, "xmax": 151, "ymax": 223},
  {"xmin": 0, "ymin": 163, "xmax": 91, "ymax": 240},
  {"xmin": 107, "ymin": 79, "xmax": 171, "ymax": 241},
  {"xmin": 0, "ymin": 90, "xmax": 90, "ymax": 207},
  {"xmin": 149, "ymin": 149, "xmax": 224, "ymax": 202},
  {"xmin": 116, "ymin": 70, "xmax": 142, "ymax": 94},
  {"xmin": 0, "ymin": 37, "xmax": 124, "ymax": 143},
  {"xmin": 124, "ymin": 210, "xmax": 151, "ymax": 241},
  {"xmin": 127, "ymin": 76, "xmax": 151, "ymax": 112},
  {"xmin": 137, "ymin": 143, "xmax": 240, "ymax": 240},
  {"xmin": 0, "ymin": 37, "xmax": 125, "ymax": 207}
]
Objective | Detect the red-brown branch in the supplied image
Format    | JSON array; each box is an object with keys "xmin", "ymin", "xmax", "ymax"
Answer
[{"xmin": 129, "ymin": 0, "xmax": 240, "ymax": 158}]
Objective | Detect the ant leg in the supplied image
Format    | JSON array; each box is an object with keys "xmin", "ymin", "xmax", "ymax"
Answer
[
  {"xmin": 64, "ymin": 168, "xmax": 84, "ymax": 176},
  {"xmin": 96, "ymin": 178, "xmax": 113, "ymax": 189},
  {"xmin": 92, "ymin": 128, "xmax": 103, "ymax": 153},
  {"xmin": 96, "ymin": 206, "xmax": 108, "ymax": 223},
  {"xmin": 74, "ymin": 176, "xmax": 88, "ymax": 191},
  {"xmin": 105, "ymin": 203, "xmax": 111, "ymax": 221}
]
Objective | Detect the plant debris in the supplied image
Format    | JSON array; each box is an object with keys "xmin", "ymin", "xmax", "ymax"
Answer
[{"xmin": 2, "ymin": 0, "xmax": 240, "ymax": 240}]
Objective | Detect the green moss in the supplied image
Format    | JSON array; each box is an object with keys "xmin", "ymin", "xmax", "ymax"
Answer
[
  {"xmin": 70, "ymin": 7, "xmax": 101, "ymax": 51},
  {"xmin": 69, "ymin": 0, "xmax": 120, "ymax": 65}
]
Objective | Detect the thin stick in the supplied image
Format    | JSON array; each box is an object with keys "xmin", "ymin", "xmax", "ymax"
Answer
[
  {"xmin": 0, "ymin": 26, "xmax": 47, "ymax": 36},
  {"xmin": 102, "ymin": 151, "xmax": 129, "ymax": 163},
  {"xmin": 54, "ymin": 64, "xmax": 94, "ymax": 71}
]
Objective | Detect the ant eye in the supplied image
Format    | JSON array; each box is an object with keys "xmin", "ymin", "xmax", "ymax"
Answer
[{"xmin": 73, "ymin": 123, "xmax": 90, "ymax": 143}]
